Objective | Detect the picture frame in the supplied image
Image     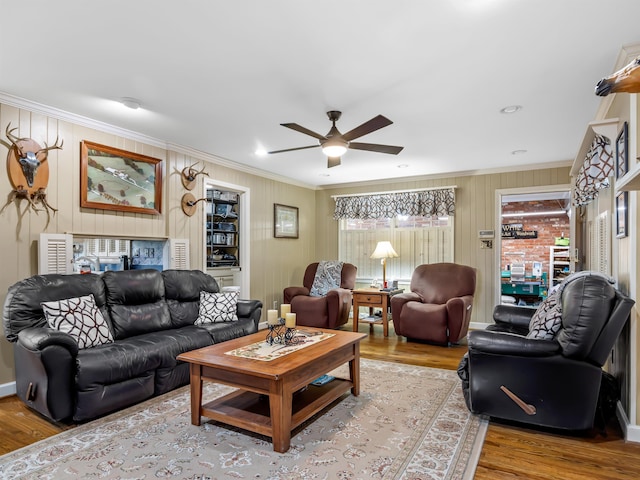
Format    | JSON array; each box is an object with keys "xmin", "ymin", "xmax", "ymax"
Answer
[
  {"xmin": 80, "ymin": 141, "xmax": 163, "ymax": 215},
  {"xmin": 274, "ymin": 203, "xmax": 299, "ymax": 238},
  {"xmin": 616, "ymin": 191, "xmax": 628, "ymax": 238},
  {"xmin": 616, "ymin": 122, "xmax": 628, "ymax": 179}
]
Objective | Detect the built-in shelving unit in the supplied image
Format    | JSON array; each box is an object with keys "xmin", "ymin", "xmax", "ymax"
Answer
[
  {"xmin": 206, "ymin": 188, "xmax": 239, "ymax": 269},
  {"xmin": 550, "ymin": 245, "xmax": 571, "ymax": 287}
]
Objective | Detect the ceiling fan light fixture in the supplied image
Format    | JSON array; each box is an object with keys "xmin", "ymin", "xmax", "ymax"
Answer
[
  {"xmin": 321, "ymin": 136, "xmax": 348, "ymax": 157},
  {"xmin": 322, "ymin": 144, "xmax": 348, "ymax": 157}
]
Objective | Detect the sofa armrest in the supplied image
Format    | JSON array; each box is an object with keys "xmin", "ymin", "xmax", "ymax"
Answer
[
  {"xmin": 237, "ymin": 299, "xmax": 263, "ymax": 329},
  {"xmin": 445, "ymin": 294, "xmax": 474, "ymax": 341},
  {"xmin": 283, "ymin": 286, "xmax": 310, "ymax": 304},
  {"xmin": 325, "ymin": 288, "xmax": 353, "ymax": 327},
  {"xmin": 14, "ymin": 327, "xmax": 77, "ymax": 422},
  {"xmin": 468, "ymin": 330, "xmax": 560, "ymax": 357},
  {"xmin": 492, "ymin": 304, "xmax": 535, "ymax": 329},
  {"xmin": 17, "ymin": 326, "xmax": 79, "ymax": 356},
  {"xmin": 390, "ymin": 291, "xmax": 421, "ymax": 315},
  {"xmin": 237, "ymin": 299, "xmax": 262, "ymax": 318}
]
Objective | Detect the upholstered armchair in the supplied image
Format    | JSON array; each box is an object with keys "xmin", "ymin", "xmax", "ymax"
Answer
[
  {"xmin": 391, "ymin": 262, "xmax": 477, "ymax": 345},
  {"xmin": 458, "ymin": 273, "xmax": 634, "ymax": 431},
  {"xmin": 283, "ymin": 262, "xmax": 357, "ymax": 329}
]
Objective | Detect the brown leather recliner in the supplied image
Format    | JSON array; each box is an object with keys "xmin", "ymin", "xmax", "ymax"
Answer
[
  {"xmin": 391, "ymin": 262, "xmax": 477, "ymax": 345},
  {"xmin": 283, "ymin": 262, "xmax": 357, "ymax": 329}
]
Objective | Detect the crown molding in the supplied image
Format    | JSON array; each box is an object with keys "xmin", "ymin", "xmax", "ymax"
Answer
[
  {"xmin": 318, "ymin": 159, "xmax": 572, "ymax": 191},
  {"xmin": 166, "ymin": 143, "xmax": 316, "ymax": 190},
  {"xmin": 0, "ymin": 92, "xmax": 166, "ymax": 149},
  {"xmin": 0, "ymin": 91, "xmax": 314, "ymax": 189}
]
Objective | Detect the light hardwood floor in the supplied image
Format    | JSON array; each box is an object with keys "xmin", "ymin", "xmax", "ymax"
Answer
[{"xmin": 2, "ymin": 322, "xmax": 640, "ymax": 479}]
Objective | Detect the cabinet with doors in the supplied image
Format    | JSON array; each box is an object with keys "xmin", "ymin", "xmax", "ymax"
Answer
[
  {"xmin": 549, "ymin": 245, "xmax": 571, "ymax": 287},
  {"xmin": 205, "ymin": 188, "xmax": 239, "ymax": 268}
]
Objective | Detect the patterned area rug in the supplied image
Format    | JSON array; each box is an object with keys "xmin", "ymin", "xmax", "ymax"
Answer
[{"xmin": 0, "ymin": 359, "xmax": 487, "ymax": 479}]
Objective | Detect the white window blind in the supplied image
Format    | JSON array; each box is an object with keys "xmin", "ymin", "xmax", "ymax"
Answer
[{"xmin": 338, "ymin": 216, "xmax": 454, "ymax": 282}]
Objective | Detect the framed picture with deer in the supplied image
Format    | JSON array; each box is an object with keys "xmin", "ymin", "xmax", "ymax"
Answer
[{"xmin": 80, "ymin": 141, "xmax": 163, "ymax": 215}]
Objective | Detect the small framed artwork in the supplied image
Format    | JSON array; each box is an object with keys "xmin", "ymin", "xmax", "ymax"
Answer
[
  {"xmin": 274, "ymin": 203, "xmax": 299, "ymax": 238},
  {"xmin": 616, "ymin": 122, "xmax": 628, "ymax": 179},
  {"xmin": 616, "ymin": 191, "xmax": 628, "ymax": 238},
  {"xmin": 80, "ymin": 141, "xmax": 163, "ymax": 215}
]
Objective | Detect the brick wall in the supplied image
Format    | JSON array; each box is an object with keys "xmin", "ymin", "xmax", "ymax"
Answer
[{"xmin": 501, "ymin": 200, "xmax": 569, "ymax": 281}]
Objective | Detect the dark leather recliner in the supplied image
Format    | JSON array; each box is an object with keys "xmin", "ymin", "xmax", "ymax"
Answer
[
  {"xmin": 283, "ymin": 262, "xmax": 356, "ymax": 329},
  {"xmin": 458, "ymin": 273, "xmax": 634, "ymax": 431},
  {"xmin": 391, "ymin": 262, "xmax": 477, "ymax": 345}
]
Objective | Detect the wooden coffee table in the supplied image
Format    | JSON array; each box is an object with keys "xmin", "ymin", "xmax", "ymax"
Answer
[{"xmin": 177, "ymin": 328, "xmax": 367, "ymax": 453}]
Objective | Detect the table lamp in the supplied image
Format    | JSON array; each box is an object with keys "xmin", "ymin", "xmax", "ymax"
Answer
[{"xmin": 370, "ymin": 241, "xmax": 398, "ymax": 289}]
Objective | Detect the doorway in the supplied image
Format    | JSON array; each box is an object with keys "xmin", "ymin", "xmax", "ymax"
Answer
[
  {"xmin": 203, "ymin": 178, "xmax": 251, "ymax": 297},
  {"xmin": 495, "ymin": 185, "xmax": 574, "ymax": 309}
]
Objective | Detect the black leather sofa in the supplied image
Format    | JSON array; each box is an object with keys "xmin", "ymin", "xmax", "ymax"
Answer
[
  {"xmin": 2, "ymin": 269, "xmax": 262, "ymax": 423},
  {"xmin": 458, "ymin": 273, "xmax": 634, "ymax": 431}
]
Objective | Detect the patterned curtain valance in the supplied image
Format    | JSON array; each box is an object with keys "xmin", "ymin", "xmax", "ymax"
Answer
[
  {"xmin": 333, "ymin": 188, "xmax": 455, "ymax": 219},
  {"xmin": 573, "ymin": 134, "xmax": 613, "ymax": 206}
]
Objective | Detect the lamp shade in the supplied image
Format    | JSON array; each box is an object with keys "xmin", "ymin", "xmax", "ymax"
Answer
[{"xmin": 370, "ymin": 241, "xmax": 399, "ymax": 259}]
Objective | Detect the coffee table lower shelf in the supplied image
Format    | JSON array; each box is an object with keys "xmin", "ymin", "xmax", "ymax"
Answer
[{"xmin": 201, "ymin": 378, "xmax": 353, "ymax": 438}]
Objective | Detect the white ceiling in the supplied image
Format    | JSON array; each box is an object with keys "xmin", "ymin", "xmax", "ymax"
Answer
[{"xmin": 1, "ymin": 0, "xmax": 639, "ymax": 188}]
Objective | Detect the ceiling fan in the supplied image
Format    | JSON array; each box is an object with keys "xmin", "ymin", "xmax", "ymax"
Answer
[{"xmin": 268, "ymin": 111, "xmax": 404, "ymax": 168}]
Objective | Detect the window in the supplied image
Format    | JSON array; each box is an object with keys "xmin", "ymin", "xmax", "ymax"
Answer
[
  {"xmin": 338, "ymin": 215, "xmax": 454, "ymax": 282},
  {"xmin": 333, "ymin": 187, "xmax": 456, "ymax": 283}
]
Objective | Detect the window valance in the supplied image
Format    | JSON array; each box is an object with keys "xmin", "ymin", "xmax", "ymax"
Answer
[
  {"xmin": 573, "ymin": 134, "xmax": 613, "ymax": 206},
  {"xmin": 333, "ymin": 187, "xmax": 455, "ymax": 219}
]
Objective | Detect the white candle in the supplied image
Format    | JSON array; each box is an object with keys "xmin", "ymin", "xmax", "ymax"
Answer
[
  {"xmin": 267, "ymin": 309, "xmax": 278, "ymax": 325},
  {"xmin": 285, "ymin": 312, "xmax": 296, "ymax": 328},
  {"xmin": 280, "ymin": 303, "xmax": 291, "ymax": 317}
]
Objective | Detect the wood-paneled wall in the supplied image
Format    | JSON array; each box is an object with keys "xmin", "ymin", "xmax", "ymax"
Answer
[{"xmin": 316, "ymin": 167, "xmax": 571, "ymax": 327}]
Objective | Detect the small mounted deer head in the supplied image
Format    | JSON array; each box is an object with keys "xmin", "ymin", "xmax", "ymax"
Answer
[
  {"xmin": 181, "ymin": 162, "xmax": 209, "ymax": 190},
  {"xmin": 181, "ymin": 192, "xmax": 208, "ymax": 216}
]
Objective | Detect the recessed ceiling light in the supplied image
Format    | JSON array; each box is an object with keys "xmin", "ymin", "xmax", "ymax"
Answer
[
  {"xmin": 121, "ymin": 97, "xmax": 141, "ymax": 110},
  {"xmin": 500, "ymin": 105, "xmax": 522, "ymax": 114},
  {"xmin": 511, "ymin": 149, "xmax": 527, "ymax": 155},
  {"xmin": 397, "ymin": 164, "xmax": 409, "ymax": 168},
  {"xmin": 255, "ymin": 148, "xmax": 267, "ymax": 156}
]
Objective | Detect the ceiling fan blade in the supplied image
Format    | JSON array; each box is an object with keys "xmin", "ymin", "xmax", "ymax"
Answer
[
  {"xmin": 327, "ymin": 156, "xmax": 341, "ymax": 168},
  {"xmin": 341, "ymin": 115, "xmax": 393, "ymax": 142},
  {"xmin": 268, "ymin": 145, "xmax": 319, "ymax": 154},
  {"xmin": 281, "ymin": 123, "xmax": 327, "ymax": 141},
  {"xmin": 349, "ymin": 142, "xmax": 404, "ymax": 155}
]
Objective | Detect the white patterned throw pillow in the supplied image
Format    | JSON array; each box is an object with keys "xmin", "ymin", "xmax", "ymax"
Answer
[
  {"xmin": 42, "ymin": 294, "xmax": 114, "ymax": 349},
  {"xmin": 196, "ymin": 291, "xmax": 239, "ymax": 324},
  {"xmin": 526, "ymin": 290, "xmax": 563, "ymax": 340}
]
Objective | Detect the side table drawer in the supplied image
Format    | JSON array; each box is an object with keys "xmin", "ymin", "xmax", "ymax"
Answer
[{"xmin": 355, "ymin": 293, "xmax": 383, "ymax": 305}]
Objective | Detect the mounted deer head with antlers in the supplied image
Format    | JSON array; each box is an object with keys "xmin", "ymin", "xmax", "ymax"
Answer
[
  {"xmin": 2, "ymin": 123, "xmax": 64, "ymax": 226},
  {"xmin": 181, "ymin": 161, "xmax": 209, "ymax": 190},
  {"xmin": 5, "ymin": 123, "xmax": 63, "ymax": 188}
]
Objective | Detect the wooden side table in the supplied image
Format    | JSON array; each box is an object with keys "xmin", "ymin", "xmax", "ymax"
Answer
[{"xmin": 352, "ymin": 288, "xmax": 403, "ymax": 337}]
